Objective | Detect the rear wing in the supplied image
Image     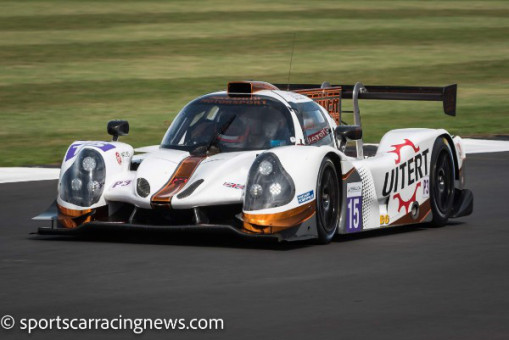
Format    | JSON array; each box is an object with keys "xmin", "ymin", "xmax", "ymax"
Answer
[
  {"xmin": 274, "ymin": 83, "xmax": 457, "ymax": 118},
  {"xmin": 273, "ymin": 82, "xmax": 457, "ymax": 159}
]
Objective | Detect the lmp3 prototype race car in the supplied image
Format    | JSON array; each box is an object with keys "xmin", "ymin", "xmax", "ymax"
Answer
[{"xmin": 35, "ymin": 80, "xmax": 473, "ymax": 244}]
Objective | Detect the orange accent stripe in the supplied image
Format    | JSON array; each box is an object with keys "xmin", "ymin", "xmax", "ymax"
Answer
[
  {"xmin": 419, "ymin": 208, "xmax": 432, "ymax": 223},
  {"xmin": 151, "ymin": 156, "xmax": 205, "ymax": 205},
  {"xmin": 342, "ymin": 168, "xmax": 355, "ymax": 180},
  {"xmin": 242, "ymin": 201, "xmax": 316, "ymax": 234}
]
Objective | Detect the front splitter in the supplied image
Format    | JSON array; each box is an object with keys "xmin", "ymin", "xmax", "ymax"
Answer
[{"xmin": 37, "ymin": 221, "xmax": 283, "ymax": 241}]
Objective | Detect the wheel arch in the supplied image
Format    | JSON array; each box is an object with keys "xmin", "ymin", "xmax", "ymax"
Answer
[
  {"xmin": 325, "ymin": 152, "xmax": 343, "ymax": 181},
  {"xmin": 440, "ymin": 133, "xmax": 460, "ymax": 180}
]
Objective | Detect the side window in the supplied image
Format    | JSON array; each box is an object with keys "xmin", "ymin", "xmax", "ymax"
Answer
[{"xmin": 294, "ymin": 102, "xmax": 334, "ymax": 147}]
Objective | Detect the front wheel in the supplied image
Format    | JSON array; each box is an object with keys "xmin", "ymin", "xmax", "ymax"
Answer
[
  {"xmin": 430, "ymin": 137, "xmax": 455, "ymax": 227},
  {"xmin": 316, "ymin": 157, "xmax": 341, "ymax": 244}
]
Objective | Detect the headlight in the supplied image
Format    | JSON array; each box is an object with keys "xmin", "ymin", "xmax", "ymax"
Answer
[
  {"xmin": 87, "ymin": 180, "xmax": 101, "ymax": 193},
  {"xmin": 59, "ymin": 148, "xmax": 106, "ymax": 207},
  {"xmin": 244, "ymin": 153, "xmax": 295, "ymax": 211},
  {"xmin": 249, "ymin": 184, "xmax": 263, "ymax": 197},
  {"xmin": 269, "ymin": 183, "xmax": 282, "ymax": 196},
  {"xmin": 71, "ymin": 178, "xmax": 82, "ymax": 191},
  {"xmin": 258, "ymin": 160, "xmax": 273, "ymax": 175},
  {"xmin": 82, "ymin": 156, "xmax": 97, "ymax": 171}
]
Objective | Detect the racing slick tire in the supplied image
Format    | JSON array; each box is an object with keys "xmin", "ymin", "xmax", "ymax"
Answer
[
  {"xmin": 316, "ymin": 157, "xmax": 341, "ymax": 244},
  {"xmin": 430, "ymin": 137, "xmax": 455, "ymax": 227}
]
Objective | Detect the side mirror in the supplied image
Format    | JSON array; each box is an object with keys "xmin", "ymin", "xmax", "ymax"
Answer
[
  {"xmin": 107, "ymin": 120, "xmax": 129, "ymax": 141},
  {"xmin": 335, "ymin": 125, "xmax": 362, "ymax": 141}
]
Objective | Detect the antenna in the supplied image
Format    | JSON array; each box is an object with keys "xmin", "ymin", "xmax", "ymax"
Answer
[{"xmin": 287, "ymin": 33, "xmax": 296, "ymax": 90}]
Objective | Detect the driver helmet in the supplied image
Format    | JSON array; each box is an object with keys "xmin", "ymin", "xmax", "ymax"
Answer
[{"xmin": 217, "ymin": 113, "xmax": 250, "ymax": 146}]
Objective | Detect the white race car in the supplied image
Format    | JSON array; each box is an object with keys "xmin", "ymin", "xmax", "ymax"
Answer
[{"xmin": 35, "ymin": 81, "xmax": 473, "ymax": 243}]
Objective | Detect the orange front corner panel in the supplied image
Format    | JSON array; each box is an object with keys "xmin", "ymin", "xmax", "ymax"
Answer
[
  {"xmin": 57, "ymin": 204, "xmax": 93, "ymax": 229},
  {"xmin": 151, "ymin": 156, "xmax": 204, "ymax": 206},
  {"xmin": 295, "ymin": 87, "xmax": 342, "ymax": 125},
  {"xmin": 242, "ymin": 201, "xmax": 316, "ymax": 234}
]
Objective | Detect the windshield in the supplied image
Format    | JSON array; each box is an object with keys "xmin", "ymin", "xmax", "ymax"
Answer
[{"xmin": 161, "ymin": 94, "xmax": 295, "ymax": 153}]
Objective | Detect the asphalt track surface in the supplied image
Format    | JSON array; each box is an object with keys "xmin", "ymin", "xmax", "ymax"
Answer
[{"xmin": 1, "ymin": 152, "xmax": 508, "ymax": 340}]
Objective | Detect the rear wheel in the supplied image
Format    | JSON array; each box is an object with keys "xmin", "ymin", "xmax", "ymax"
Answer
[
  {"xmin": 430, "ymin": 137, "xmax": 455, "ymax": 227},
  {"xmin": 316, "ymin": 157, "xmax": 340, "ymax": 244}
]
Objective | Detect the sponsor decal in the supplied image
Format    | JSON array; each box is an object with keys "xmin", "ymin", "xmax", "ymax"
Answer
[
  {"xmin": 112, "ymin": 180, "xmax": 132, "ymax": 188},
  {"xmin": 393, "ymin": 182, "xmax": 421, "ymax": 214},
  {"xmin": 382, "ymin": 148, "xmax": 429, "ymax": 196},
  {"xmin": 422, "ymin": 176, "xmax": 430, "ymax": 198},
  {"xmin": 385, "ymin": 140, "xmax": 430, "ymax": 214},
  {"xmin": 388, "ymin": 139, "xmax": 420, "ymax": 164},
  {"xmin": 270, "ymin": 140, "xmax": 287, "ymax": 147},
  {"xmin": 346, "ymin": 182, "xmax": 363, "ymax": 233},
  {"xmin": 199, "ymin": 97, "xmax": 267, "ymax": 105},
  {"xmin": 297, "ymin": 190, "xmax": 314, "ymax": 204},
  {"xmin": 347, "ymin": 182, "xmax": 362, "ymax": 198},
  {"xmin": 223, "ymin": 182, "xmax": 245, "ymax": 190},
  {"xmin": 294, "ymin": 88, "xmax": 341, "ymax": 124},
  {"xmin": 65, "ymin": 142, "xmax": 115, "ymax": 161},
  {"xmin": 380, "ymin": 215, "xmax": 390, "ymax": 225},
  {"xmin": 306, "ymin": 127, "xmax": 330, "ymax": 144},
  {"xmin": 121, "ymin": 151, "xmax": 131, "ymax": 158},
  {"xmin": 115, "ymin": 152, "xmax": 122, "ymax": 165}
]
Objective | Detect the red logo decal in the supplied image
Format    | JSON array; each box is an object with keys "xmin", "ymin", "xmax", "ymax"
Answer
[
  {"xmin": 388, "ymin": 139, "xmax": 420, "ymax": 164},
  {"xmin": 307, "ymin": 127, "xmax": 329, "ymax": 144},
  {"xmin": 171, "ymin": 177, "xmax": 188, "ymax": 185},
  {"xmin": 393, "ymin": 182, "xmax": 421, "ymax": 214},
  {"xmin": 115, "ymin": 152, "xmax": 122, "ymax": 165},
  {"xmin": 223, "ymin": 182, "xmax": 245, "ymax": 190}
]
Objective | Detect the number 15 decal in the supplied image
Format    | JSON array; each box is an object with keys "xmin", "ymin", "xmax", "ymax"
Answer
[{"xmin": 346, "ymin": 182, "xmax": 363, "ymax": 233}]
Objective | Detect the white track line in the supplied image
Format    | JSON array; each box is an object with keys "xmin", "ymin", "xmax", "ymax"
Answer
[
  {"xmin": 1, "ymin": 139, "xmax": 508, "ymax": 184},
  {"xmin": 0, "ymin": 167, "xmax": 60, "ymax": 184},
  {"xmin": 462, "ymin": 138, "xmax": 509, "ymax": 154}
]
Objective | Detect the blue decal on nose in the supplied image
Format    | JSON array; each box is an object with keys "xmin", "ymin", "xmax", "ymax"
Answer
[{"xmin": 65, "ymin": 142, "xmax": 116, "ymax": 161}]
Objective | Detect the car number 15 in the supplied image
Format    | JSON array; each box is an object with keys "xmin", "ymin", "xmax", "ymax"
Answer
[{"xmin": 346, "ymin": 182, "xmax": 363, "ymax": 233}]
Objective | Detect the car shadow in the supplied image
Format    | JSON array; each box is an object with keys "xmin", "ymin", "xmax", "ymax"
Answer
[
  {"xmin": 29, "ymin": 220, "xmax": 464, "ymax": 250},
  {"xmin": 332, "ymin": 224, "xmax": 425, "ymax": 243},
  {"xmin": 29, "ymin": 230, "xmax": 310, "ymax": 251}
]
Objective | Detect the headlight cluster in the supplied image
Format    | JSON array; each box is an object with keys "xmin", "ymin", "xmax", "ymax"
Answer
[
  {"xmin": 244, "ymin": 153, "xmax": 295, "ymax": 211},
  {"xmin": 60, "ymin": 148, "xmax": 106, "ymax": 207}
]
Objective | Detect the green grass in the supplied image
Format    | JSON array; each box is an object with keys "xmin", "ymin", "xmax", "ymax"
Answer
[{"xmin": 0, "ymin": 0, "xmax": 508, "ymax": 166}]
